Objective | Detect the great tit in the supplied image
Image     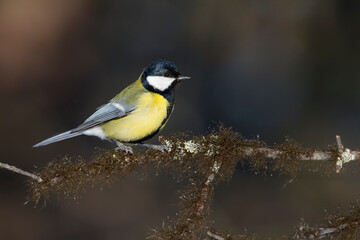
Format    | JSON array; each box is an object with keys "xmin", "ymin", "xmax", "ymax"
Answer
[{"xmin": 33, "ymin": 59, "xmax": 190, "ymax": 153}]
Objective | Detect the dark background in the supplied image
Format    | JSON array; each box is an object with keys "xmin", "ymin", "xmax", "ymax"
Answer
[{"xmin": 1, "ymin": 1, "xmax": 360, "ymax": 239}]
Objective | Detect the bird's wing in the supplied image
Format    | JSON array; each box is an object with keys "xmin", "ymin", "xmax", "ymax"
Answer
[{"xmin": 70, "ymin": 101, "xmax": 135, "ymax": 133}]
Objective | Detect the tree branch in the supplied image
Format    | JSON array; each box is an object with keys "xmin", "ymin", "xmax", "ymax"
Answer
[
  {"xmin": 2, "ymin": 126, "xmax": 360, "ymax": 239},
  {"xmin": 0, "ymin": 162, "xmax": 43, "ymax": 182},
  {"xmin": 164, "ymin": 135, "xmax": 360, "ymax": 165}
]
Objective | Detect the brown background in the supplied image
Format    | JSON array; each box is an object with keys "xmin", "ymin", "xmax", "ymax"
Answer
[{"xmin": 1, "ymin": 1, "xmax": 360, "ymax": 239}]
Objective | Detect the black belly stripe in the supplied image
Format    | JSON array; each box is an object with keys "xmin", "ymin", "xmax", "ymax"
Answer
[{"xmin": 128, "ymin": 91, "xmax": 175, "ymax": 143}]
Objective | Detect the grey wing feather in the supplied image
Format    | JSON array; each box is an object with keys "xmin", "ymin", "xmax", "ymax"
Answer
[
  {"xmin": 33, "ymin": 101, "xmax": 134, "ymax": 147},
  {"xmin": 33, "ymin": 130, "xmax": 83, "ymax": 147},
  {"xmin": 70, "ymin": 101, "xmax": 134, "ymax": 133}
]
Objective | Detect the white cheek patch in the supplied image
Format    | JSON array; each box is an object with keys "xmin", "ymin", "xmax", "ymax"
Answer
[{"xmin": 147, "ymin": 76, "xmax": 176, "ymax": 91}]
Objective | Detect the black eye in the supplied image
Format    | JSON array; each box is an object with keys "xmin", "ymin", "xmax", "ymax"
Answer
[{"xmin": 164, "ymin": 72, "xmax": 170, "ymax": 77}]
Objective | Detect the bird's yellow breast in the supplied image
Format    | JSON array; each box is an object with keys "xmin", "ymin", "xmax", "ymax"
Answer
[{"xmin": 101, "ymin": 92, "xmax": 170, "ymax": 142}]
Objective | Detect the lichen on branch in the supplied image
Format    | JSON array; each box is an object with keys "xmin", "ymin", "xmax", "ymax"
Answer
[
  {"xmin": 18, "ymin": 125, "xmax": 359, "ymax": 239},
  {"xmin": 25, "ymin": 127, "xmax": 321, "ymax": 203}
]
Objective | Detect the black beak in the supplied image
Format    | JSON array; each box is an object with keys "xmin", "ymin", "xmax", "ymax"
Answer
[{"xmin": 176, "ymin": 76, "xmax": 191, "ymax": 81}]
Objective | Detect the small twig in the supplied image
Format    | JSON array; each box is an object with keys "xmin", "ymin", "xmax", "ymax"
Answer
[
  {"xmin": 0, "ymin": 162, "xmax": 43, "ymax": 182},
  {"xmin": 207, "ymin": 230, "xmax": 225, "ymax": 240},
  {"xmin": 317, "ymin": 217, "xmax": 360, "ymax": 239},
  {"xmin": 334, "ymin": 135, "xmax": 356, "ymax": 173},
  {"xmin": 294, "ymin": 215, "xmax": 360, "ymax": 239},
  {"xmin": 336, "ymin": 135, "xmax": 344, "ymax": 151},
  {"xmin": 195, "ymin": 161, "xmax": 221, "ymax": 215},
  {"xmin": 318, "ymin": 227, "xmax": 338, "ymax": 238}
]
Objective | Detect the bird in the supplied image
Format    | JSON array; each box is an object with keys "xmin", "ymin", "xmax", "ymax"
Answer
[{"xmin": 33, "ymin": 59, "xmax": 190, "ymax": 153}]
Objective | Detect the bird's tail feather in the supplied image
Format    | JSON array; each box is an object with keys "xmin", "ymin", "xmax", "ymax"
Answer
[{"xmin": 33, "ymin": 130, "xmax": 83, "ymax": 147}]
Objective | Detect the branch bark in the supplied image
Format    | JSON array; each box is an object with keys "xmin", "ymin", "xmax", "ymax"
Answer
[
  {"xmin": 164, "ymin": 134, "xmax": 360, "ymax": 173},
  {"xmin": 207, "ymin": 230, "xmax": 225, "ymax": 240},
  {"xmin": 0, "ymin": 162, "xmax": 43, "ymax": 182},
  {"xmin": 195, "ymin": 161, "xmax": 221, "ymax": 215}
]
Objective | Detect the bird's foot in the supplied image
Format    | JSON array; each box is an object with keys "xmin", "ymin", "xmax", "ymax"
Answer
[
  {"xmin": 133, "ymin": 143, "xmax": 169, "ymax": 153},
  {"xmin": 113, "ymin": 141, "xmax": 134, "ymax": 154}
]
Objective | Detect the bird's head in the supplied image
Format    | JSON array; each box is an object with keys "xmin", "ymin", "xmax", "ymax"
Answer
[{"xmin": 141, "ymin": 59, "xmax": 190, "ymax": 94}]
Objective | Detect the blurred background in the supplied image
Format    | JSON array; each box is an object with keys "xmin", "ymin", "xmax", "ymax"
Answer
[{"xmin": 1, "ymin": 0, "xmax": 360, "ymax": 239}]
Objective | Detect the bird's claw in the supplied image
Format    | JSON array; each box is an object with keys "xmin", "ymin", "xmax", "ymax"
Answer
[
  {"xmin": 139, "ymin": 144, "xmax": 169, "ymax": 153},
  {"xmin": 115, "ymin": 146, "xmax": 133, "ymax": 154},
  {"xmin": 113, "ymin": 140, "xmax": 168, "ymax": 154},
  {"xmin": 152, "ymin": 144, "xmax": 169, "ymax": 153},
  {"xmin": 113, "ymin": 141, "xmax": 134, "ymax": 154}
]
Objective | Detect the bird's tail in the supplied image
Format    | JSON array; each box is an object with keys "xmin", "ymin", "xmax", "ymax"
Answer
[{"xmin": 33, "ymin": 130, "xmax": 83, "ymax": 147}]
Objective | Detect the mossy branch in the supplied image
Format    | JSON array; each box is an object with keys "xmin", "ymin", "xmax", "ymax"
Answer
[
  {"xmin": 1, "ymin": 126, "xmax": 360, "ymax": 239},
  {"xmin": 292, "ymin": 203, "xmax": 360, "ymax": 239}
]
